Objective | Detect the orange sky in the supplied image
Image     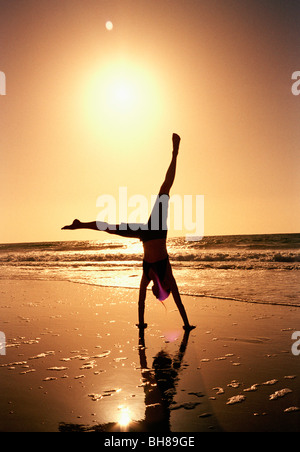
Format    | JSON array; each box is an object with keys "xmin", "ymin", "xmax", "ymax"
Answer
[{"xmin": 1, "ymin": 0, "xmax": 300, "ymax": 243}]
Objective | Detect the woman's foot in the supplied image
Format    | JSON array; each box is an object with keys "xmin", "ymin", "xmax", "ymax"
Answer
[
  {"xmin": 61, "ymin": 219, "xmax": 81, "ymax": 230},
  {"xmin": 172, "ymin": 133, "xmax": 181, "ymax": 156}
]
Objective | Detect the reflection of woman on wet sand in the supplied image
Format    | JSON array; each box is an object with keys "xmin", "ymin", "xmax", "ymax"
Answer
[
  {"xmin": 137, "ymin": 329, "xmax": 191, "ymax": 432},
  {"xmin": 58, "ymin": 330, "xmax": 192, "ymax": 433},
  {"xmin": 62, "ymin": 133, "xmax": 195, "ymax": 331}
]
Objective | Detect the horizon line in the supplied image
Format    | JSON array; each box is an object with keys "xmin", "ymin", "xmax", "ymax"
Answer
[{"xmin": 1, "ymin": 231, "xmax": 300, "ymax": 246}]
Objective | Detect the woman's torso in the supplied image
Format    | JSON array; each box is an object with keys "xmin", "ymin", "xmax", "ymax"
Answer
[{"xmin": 143, "ymin": 238, "xmax": 168, "ymax": 263}]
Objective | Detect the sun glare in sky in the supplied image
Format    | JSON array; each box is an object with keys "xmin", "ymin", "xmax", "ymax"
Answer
[
  {"xmin": 1, "ymin": 1, "xmax": 300, "ymax": 243},
  {"xmin": 83, "ymin": 59, "xmax": 165, "ymax": 140},
  {"xmin": 108, "ymin": 74, "xmax": 137, "ymax": 112}
]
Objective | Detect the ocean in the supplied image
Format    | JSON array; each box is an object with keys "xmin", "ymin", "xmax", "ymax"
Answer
[{"xmin": 0, "ymin": 233, "xmax": 299, "ymax": 307}]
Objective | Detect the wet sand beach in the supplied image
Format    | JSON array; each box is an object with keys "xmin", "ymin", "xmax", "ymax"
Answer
[{"xmin": 0, "ymin": 279, "xmax": 299, "ymax": 432}]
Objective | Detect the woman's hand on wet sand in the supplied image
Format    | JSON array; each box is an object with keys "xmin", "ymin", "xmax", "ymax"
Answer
[{"xmin": 183, "ymin": 325, "xmax": 196, "ymax": 331}]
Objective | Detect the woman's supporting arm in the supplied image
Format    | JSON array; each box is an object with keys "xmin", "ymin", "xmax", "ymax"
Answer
[
  {"xmin": 137, "ymin": 272, "xmax": 150, "ymax": 329},
  {"xmin": 169, "ymin": 274, "xmax": 195, "ymax": 330}
]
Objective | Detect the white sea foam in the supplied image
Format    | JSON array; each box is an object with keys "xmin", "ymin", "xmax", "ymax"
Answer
[
  {"xmin": 226, "ymin": 395, "xmax": 246, "ymax": 405},
  {"xmin": 269, "ymin": 389, "xmax": 292, "ymax": 401},
  {"xmin": 0, "ymin": 234, "xmax": 299, "ymax": 307},
  {"xmin": 284, "ymin": 406, "xmax": 300, "ymax": 413}
]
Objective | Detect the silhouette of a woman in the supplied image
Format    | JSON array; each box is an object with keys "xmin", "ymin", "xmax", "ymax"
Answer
[{"xmin": 62, "ymin": 133, "xmax": 195, "ymax": 331}]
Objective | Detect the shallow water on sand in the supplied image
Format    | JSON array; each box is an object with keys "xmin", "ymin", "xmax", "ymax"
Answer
[{"xmin": 1, "ymin": 234, "xmax": 299, "ymax": 307}]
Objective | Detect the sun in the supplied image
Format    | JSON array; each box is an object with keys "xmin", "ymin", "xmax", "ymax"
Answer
[
  {"xmin": 108, "ymin": 75, "xmax": 136, "ymax": 112},
  {"xmin": 88, "ymin": 60, "xmax": 160, "ymax": 114},
  {"xmin": 81, "ymin": 58, "xmax": 166, "ymax": 142}
]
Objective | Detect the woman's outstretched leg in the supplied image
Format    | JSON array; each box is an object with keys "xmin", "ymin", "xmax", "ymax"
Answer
[
  {"xmin": 61, "ymin": 219, "xmax": 143, "ymax": 239},
  {"xmin": 146, "ymin": 133, "xmax": 181, "ymax": 233},
  {"xmin": 62, "ymin": 220, "xmax": 99, "ymax": 230},
  {"xmin": 159, "ymin": 133, "xmax": 181, "ymax": 196}
]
